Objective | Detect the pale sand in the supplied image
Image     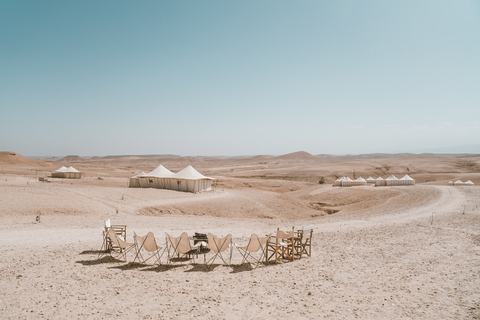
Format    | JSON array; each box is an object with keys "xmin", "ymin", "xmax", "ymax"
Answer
[{"xmin": 1, "ymin": 153, "xmax": 480, "ymax": 319}]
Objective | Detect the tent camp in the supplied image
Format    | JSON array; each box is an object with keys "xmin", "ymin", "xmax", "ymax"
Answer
[
  {"xmin": 129, "ymin": 165, "xmax": 215, "ymax": 193},
  {"xmin": 51, "ymin": 166, "xmax": 83, "ymax": 179}
]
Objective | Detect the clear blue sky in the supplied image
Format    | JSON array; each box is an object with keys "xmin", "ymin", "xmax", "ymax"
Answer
[{"xmin": 1, "ymin": 1, "xmax": 479, "ymax": 157}]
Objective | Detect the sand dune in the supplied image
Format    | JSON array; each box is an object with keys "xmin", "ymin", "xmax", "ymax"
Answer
[{"xmin": 0, "ymin": 152, "xmax": 479, "ymax": 319}]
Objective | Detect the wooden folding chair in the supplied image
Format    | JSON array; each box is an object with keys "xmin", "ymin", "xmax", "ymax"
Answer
[
  {"xmin": 266, "ymin": 227, "xmax": 295, "ymax": 264},
  {"xmin": 100, "ymin": 219, "xmax": 127, "ymax": 252},
  {"xmin": 297, "ymin": 226, "xmax": 313, "ymax": 258}
]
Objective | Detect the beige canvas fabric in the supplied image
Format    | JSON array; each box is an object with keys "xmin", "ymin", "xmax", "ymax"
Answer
[
  {"xmin": 165, "ymin": 232, "xmax": 201, "ymax": 265},
  {"xmin": 104, "ymin": 229, "xmax": 134, "ymax": 261},
  {"xmin": 133, "ymin": 232, "xmax": 164, "ymax": 265},
  {"xmin": 235, "ymin": 234, "xmax": 268, "ymax": 267},
  {"xmin": 206, "ymin": 233, "xmax": 232, "ymax": 268}
]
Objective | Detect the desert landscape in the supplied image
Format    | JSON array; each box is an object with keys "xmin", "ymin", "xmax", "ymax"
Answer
[{"xmin": 0, "ymin": 150, "xmax": 479, "ymax": 319}]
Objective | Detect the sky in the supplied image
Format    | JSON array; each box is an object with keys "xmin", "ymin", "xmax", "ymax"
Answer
[{"xmin": 1, "ymin": 1, "xmax": 479, "ymax": 157}]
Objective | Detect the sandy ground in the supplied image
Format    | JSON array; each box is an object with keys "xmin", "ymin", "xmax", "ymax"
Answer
[{"xmin": 1, "ymin": 153, "xmax": 480, "ymax": 319}]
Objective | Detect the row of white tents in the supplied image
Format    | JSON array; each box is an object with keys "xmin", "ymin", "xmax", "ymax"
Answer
[
  {"xmin": 334, "ymin": 174, "xmax": 415, "ymax": 187},
  {"xmin": 448, "ymin": 180, "xmax": 475, "ymax": 186},
  {"xmin": 51, "ymin": 166, "xmax": 83, "ymax": 179},
  {"xmin": 129, "ymin": 165, "xmax": 215, "ymax": 193},
  {"xmin": 333, "ymin": 176, "xmax": 367, "ymax": 187},
  {"xmin": 375, "ymin": 174, "xmax": 415, "ymax": 186}
]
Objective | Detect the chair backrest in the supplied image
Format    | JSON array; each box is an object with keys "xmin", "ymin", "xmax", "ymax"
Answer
[
  {"xmin": 207, "ymin": 233, "xmax": 232, "ymax": 253},
  {"xmin": 276, "ymin": 228, "xmax": 294, "ymax": 240},
  {"xmin": 244, "ymin": 234, "xmax": 268, "ymax": 253},
  {"xmin": 105, "ymin": 219, "xmax": 111, "ymax": 228},
  {"xmin": 302, "ymin": 226, "xmax": 313, "ymax": 240},
  {"xmin": 107, "ymin": 229, "xmax": 131, "ymax": 249},
  {"xmin": 135, "ymin": 232, "xmax": 159, "ymax": 252},
  {"xmin": 165, "ymin": 232, "xmax": 192, "ymax": 254}
]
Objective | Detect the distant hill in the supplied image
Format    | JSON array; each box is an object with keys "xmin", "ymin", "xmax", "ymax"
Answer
[
  {"xmin": 57, "ymin": 155, "xmax": 85, "ymax": 162},
  {"xmin": 0, "ymin": 151, "xmax": 48, "ymax": 166},
  {"xmin": 275, "ymin": 151, "xmax": 319, "ymax": 160},
  {"xmin": 316, "ymin": 153, "xmax": 472, "ymax": 160},
  {"xmin": 101, "ymin": 154, "xmax": 182, "ymax": 160}
]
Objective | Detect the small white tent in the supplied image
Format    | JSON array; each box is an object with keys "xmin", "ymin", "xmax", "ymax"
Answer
[
  {"xmin": 448, "ymin": 181, "xmax": 454, "ymax": 185},
  {"xmin": 465, "ymin": 180, "xmax": 475, "ymax": 185},
  {"xmin": 385, "ymin": 174, "xmax": 399, "ymax": 186},
  {"xmin": 454, "ymin": 179, "xmax": 464, "ymax": 185},
  {"xmin": 400, "ymin": 174, "xmax": 415, "ymax": 186},
  {"xmin": 366, "ymin": 177, "xmax": 376, "ymax": 184},
  {"xmin": 375, "ymin": 177, "xmax": 385, "ymax": 186}
]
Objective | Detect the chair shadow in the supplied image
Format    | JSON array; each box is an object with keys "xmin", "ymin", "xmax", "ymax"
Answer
[
  {"xmin": 140, "ymin": 264, "xmax": 184, "ymax": 273},
  {"xmin": 184, "ymin": 264, "xmax": 210, "ymax": 272},
  {"xmin": 79, "ymin": 250, "xmax": 108, "ymax": 255},
  {"xmin": 229, "ymin": 263, "xmax": 256, "ymax": 273},
  {"xmin": 75, "ymin": 256, "xmax": 124, "ymax": 266},
  {"xmin": 108, "ymin": 262, "xmax": 146, "ymax": 271}
]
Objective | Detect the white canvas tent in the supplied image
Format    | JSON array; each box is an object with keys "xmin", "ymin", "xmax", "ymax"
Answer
[
  {"xmin": 399, "ymin": 174, "xmax": 415, "ymax": 186},
  {"xmin": 173, "ymin": 165, "xmax": 215, "ymax": 193},
  {"xmin": 366, "ymin": 177, "xmax": 376, "ymax": 184},
  {"xmin": 448, "ymin": 181, "xmax": 454, "ymax": 185},
  {"xmin": 333, "ymin": 176, "xmax": 367, "ymax": 187},
  {"xmin": 129, "ymin": 165, "xmax": 215, "ymax": 193},
  {"xmin": 465, "ymin": 180, "xmax": 474, "ymax": 185},
  {"xmin": 52, "ymin": 166, "xmax": 83, "ymax": 179},
  {"xmin": 375, "ymin": 177, "xmax": 386, "ymax": 186},
  {"xmin": 454, "ymin": 179, "xmax": 464, "ymax": 185},
  {"xmin": 139, "ymin": 165, "xmax": 176, "ymax": 189},
  {"xmin": 385, "ymin": 174, "xmax": 399, "ymax": 186}
]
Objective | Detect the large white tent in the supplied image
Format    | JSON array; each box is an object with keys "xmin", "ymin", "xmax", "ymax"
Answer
[
  {"xmin": 129, "ymin": 165, "xmax": 215, "ymax": 193},
  {"xmin": 51, "ymin": 166, "xmax": 83, "ymax": 179}
]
